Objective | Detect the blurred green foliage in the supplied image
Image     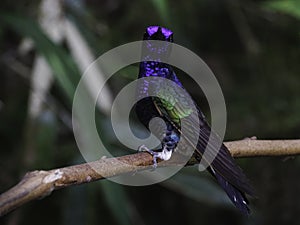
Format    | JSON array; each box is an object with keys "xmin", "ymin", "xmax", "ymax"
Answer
[
  {"xmin": 0, "ymin": 0, "xmax": 300, "ymax": 225},
  {"xmin": 1, "ymin": 13, "xmax": 80, "ymax": 100},
  {"xmin": 264, "ymin": 0, "xmax": 300, "ymax": 20}
]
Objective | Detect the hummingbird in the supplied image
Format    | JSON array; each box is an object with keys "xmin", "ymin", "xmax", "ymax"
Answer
[{"xmin": 135, "ymin": 26, "xmax": 254, "ymax": 215}]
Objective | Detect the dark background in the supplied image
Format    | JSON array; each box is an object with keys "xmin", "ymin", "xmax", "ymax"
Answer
[{"xmin": 1, "ymin": 0, "xmax": 300, "ymax": 225}]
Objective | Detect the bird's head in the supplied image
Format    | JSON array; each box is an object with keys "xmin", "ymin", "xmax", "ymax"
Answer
[
  {"xmin": 141, "ymin": 26, "xmax": 173, "ymax": 62},
  {"xmin": 143, "ymin": 26, "xmax": 173, "ymax": 42}
]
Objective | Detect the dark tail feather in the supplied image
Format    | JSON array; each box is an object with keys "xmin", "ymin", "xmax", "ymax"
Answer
[{"xmin": 208, "ymin": 167, "xmax": 250, "ymax": 215}]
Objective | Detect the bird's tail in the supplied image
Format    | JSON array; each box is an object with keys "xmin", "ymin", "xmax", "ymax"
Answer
[{"xmin": 208, "ymin": 167, "xmax": 250, "ymax": 215}]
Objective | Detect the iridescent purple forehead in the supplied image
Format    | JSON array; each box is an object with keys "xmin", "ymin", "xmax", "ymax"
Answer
[{"xmin": 146, "ymin": 26, "xmax": 173, "ymax": 39}]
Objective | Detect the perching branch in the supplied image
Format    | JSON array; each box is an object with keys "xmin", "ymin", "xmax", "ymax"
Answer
[
  {"xmin": 1, "ymin": 139, "xmax": 300, "ymax": 216},
  {"xmin": 226, "ymin": 139, "xmax": 300, "ymax": 157}
]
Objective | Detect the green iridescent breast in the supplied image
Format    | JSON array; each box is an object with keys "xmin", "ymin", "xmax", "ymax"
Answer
[{"xmin": 155, "ymin": 87, "xmax": 193, "ymax": 125}]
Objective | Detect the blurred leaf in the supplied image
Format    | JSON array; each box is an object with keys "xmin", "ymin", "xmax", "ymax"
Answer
[
  {"xmin": 0, "ymin": 12, "xmax": 80, "ymax": 101},
  {"xmin": 35, "ymin": 110, "xmax": 58, "ymax": 168},
  {"xmin": 263, "ymin": 0, "xmax": 300, "ymax": 20},
  {"xmin": 163, "ymin": 168, "xmax": 232, "ymax": 207},
  {"xmin": 64, "ymin": 180, "xmax": 88, "ymax": 225},
  {"xmin": 150, "ymin": 0, "xmax": 171, "ymax": 25},
  {"xmin": 100, "ymin": 181, "xmax": 132, "ymax": 225},
  {"xmin": 119, "ymin": 65, "xmax": 139, "ymax": 81}
]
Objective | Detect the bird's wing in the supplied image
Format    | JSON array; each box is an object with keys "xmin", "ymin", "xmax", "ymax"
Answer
[{"xmin": 152, "ymin": 83, "xmax": 254, "ymax": 196}]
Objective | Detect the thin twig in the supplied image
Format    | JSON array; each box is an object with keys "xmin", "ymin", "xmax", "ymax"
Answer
[
  {"xmin": 226, "ymin": 139, "xmax": 300, "ymax": 157},
  {"xmin": 1, "ymin": 139, "xmax": 300, "ymax": 216}
]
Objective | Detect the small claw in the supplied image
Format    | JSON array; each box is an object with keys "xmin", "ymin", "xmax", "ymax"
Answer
[
  {"xmin": 152, "ymin": 155, "xmax": 158, "ymax": 169},
  {"xmin": 138, "ymin": 145, "xmax": 159, "ymax": 168},
  {"xmin": 138, "ymin": 144, "xmax": 149, "ymax": 152}
]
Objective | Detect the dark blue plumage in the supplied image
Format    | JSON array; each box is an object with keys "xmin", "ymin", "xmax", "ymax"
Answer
[{"xmin": 135, "ymin": 26, "xmax": 254, "ymax": 214}]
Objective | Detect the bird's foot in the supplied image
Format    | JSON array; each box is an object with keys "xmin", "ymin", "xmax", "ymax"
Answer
[
  {"xmin": 138, "ymin": 145, "xmax": 159, "ymax": 168},
  {"xmin": 138, "ymin": 145, "xmax": 173, "ymax": 169}
]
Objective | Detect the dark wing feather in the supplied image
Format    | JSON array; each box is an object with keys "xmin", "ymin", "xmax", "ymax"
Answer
[
  {"xmin": 159, "ymin": 95, "xmax": 254, "ymax": 194},
  {"xmin": 208, "ymin": 166, "xmax": 250, "ymax": 214},
  {"xmin": 152, "ymin": 85, "xmax": 254, "ymax": 214}
]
